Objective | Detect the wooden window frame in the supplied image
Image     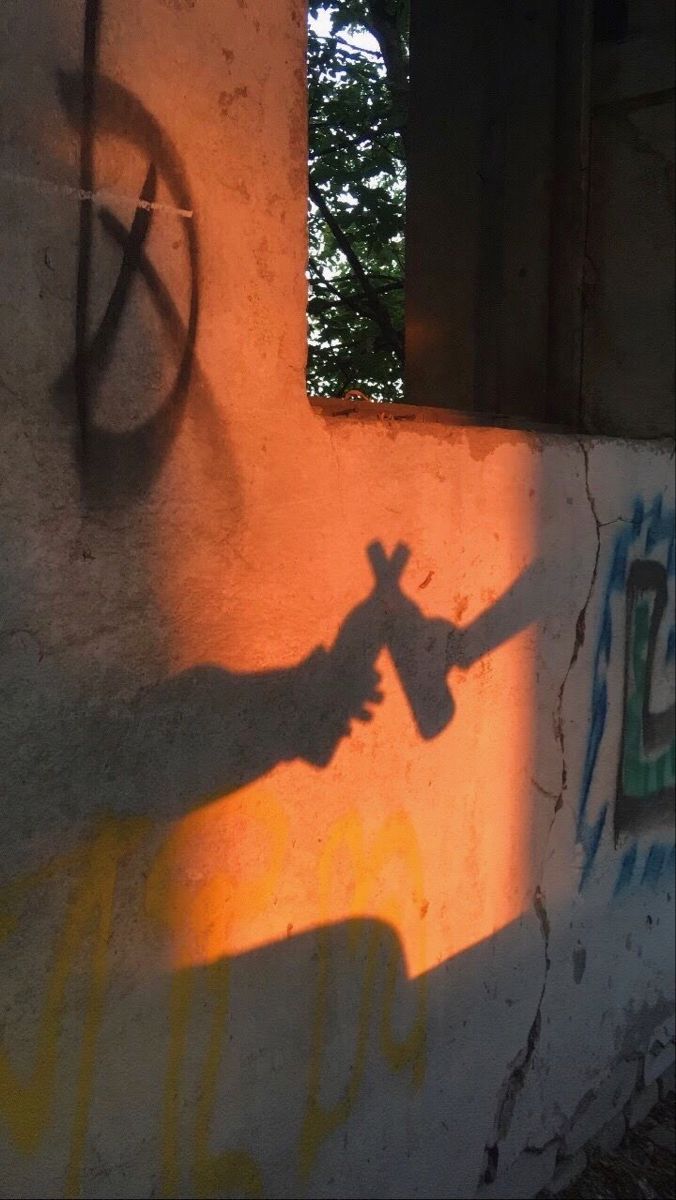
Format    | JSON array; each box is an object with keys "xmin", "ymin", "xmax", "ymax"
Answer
[{"xmin": 403, "ymin": 0, "xmax": 594, "ymax": 428}]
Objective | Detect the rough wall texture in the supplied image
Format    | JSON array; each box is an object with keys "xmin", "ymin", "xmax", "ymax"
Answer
[{"xmin": 0, "ymin": 2, "xmax": 674, "ymax": 1198}]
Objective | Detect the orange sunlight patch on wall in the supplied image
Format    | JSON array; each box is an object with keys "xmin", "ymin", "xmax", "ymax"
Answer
[{"xmin": 146, "ymin": 454, "xmax": 537, "ymax": 982}]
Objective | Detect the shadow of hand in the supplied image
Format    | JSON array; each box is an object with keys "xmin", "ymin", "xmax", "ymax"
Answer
[
  {"xmin": 290, "ymin": 638, "xmax": 384, "ymax": 768},
  {"xmin": 296, "ymin": 541, "xmax": 459, "ymax": 767},
  {"xmin": 366, "ymin": 541, "xmax": 458, "ymax": 739},
  {"xmin": 289, "ymin": 539, "xmax": 540, "ymax": 768}
]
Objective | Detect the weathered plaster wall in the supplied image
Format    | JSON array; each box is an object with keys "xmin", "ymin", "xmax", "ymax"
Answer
[{"xmin": 0, "ymin": 3, "xmax": 673, "ymax": 1198}]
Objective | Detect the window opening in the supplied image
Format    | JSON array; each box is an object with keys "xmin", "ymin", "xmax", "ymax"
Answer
[
  {"xmin": 307, "ymin": 1, "xmax": 675, "ymax": 440},
  {"xmin": 307, "ymin": 2, "xmax": 409, "ymax": 403}
]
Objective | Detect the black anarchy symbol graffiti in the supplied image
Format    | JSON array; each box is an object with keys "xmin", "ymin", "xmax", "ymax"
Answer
[{"xmin": 53, "ymin": 59, "xmax": 201, "ymax": 506}]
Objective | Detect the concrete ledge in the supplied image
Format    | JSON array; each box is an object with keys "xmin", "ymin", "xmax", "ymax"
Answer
[{"xmin": 309, "ymin": 394, "xmax": 569, "ymax": 436}]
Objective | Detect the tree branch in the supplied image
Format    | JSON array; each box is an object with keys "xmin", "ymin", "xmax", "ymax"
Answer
[
  {"xmin": 309, "ymin": 179, "xmax": 404, "ymax": 362},
  {"xmin": 365, "ymin": 0, "xmax": 409, "ymax": 153},
  {"xmin": 309, "ymin": 126, "xmax": 376, "ymax": 160},
  {"xmin": 309, "ymin": 279, "xmax": 403, "ymax": 316},
  {"xmin": 312, "ymin": 32, "xmax": 382, "ymax": 61}
]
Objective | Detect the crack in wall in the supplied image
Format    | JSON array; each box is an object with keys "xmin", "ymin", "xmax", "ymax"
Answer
[
  {"xmin": 531, "ymin": 776, "xmax": 560, "ymax": 803},
  {"xmin": 481, "ymin": 887, "xmax": 552, "ymax": 1186},
  {"xmin": 552, "ymin": 440, "xmax": 602, "ymax": 813},
  {"xmin": 481, "ymin": 447, "xmax": 606, "ymax": 1188}
]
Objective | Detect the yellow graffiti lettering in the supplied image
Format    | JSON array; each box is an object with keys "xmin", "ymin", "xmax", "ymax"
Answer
[
  {"xmin": 160, "ymin": 962, "xmax": 263, "ymax": 1200},
  {"xmin": 194, "ymin": 963, "xmax": 263, "ymax": 1198},
  {"xmin": 0, "ymin": 818, "xmax": 144, "ymax": 1198},
  {"xmin": 145, "ymin": 788, "xmax": 289, "ymax": 968},
  {"xmin": 148, "ymin": 788, "xmax": 285, "ymax": 1196},
  {"xmin": 159, "ymin": 969, "xmax": 193, "ymax": 1199},
  {"xmin": 300, "ymin": 810, "xmax": 427, "ymax": 1178}
]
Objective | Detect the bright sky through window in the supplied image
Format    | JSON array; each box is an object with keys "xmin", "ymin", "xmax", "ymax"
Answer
[{"xmin": 307, "ymin": 2, "xmax": 408, "ymax": 402}]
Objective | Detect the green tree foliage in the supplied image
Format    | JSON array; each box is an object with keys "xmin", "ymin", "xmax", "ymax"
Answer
[{"xmin": 307, "ymin": 1, "xmax": 409, "ymax": 402}]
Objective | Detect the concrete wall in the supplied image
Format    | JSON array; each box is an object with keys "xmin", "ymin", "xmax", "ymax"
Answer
[{"xmin": 0, "ymin": 3, "xmax": 673, "ymax": 1197}]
